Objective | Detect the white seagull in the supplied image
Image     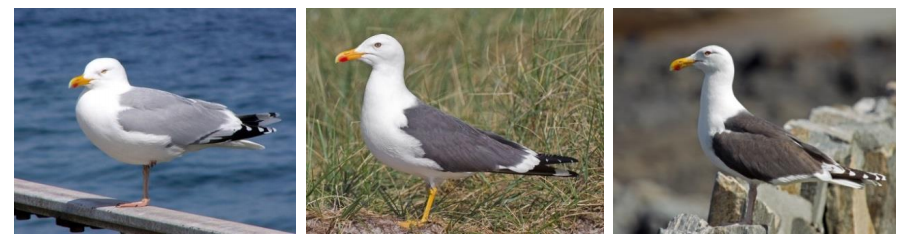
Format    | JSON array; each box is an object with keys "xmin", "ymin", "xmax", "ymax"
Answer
[
  {"xmin": 69, "ymin": 58, "xmax": 280, "ymax": 208},
  {"xmin": 671, "ymin": 45, "xmax": 886, "ymax": 225},
  {"xmin": 335, "ymin": 34, "xmax": 578, "ymax": 227}
]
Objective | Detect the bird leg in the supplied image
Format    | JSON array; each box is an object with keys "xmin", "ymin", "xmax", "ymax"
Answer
[
  {"xmin": 117, "ymin": 161, "xmax": 156, "ymax": 208},
  {"xmin": 741, "ymin": 182, "xmax": 757, "ymax": 225},
  {"xmin": 399, "ymin": 186, "xmax": 438, "ymax": 228}
]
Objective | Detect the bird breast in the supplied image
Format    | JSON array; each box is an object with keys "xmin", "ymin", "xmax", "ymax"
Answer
[{"xmin": 75, "ymin": 88, "xmax": 179, "ymax": 165}]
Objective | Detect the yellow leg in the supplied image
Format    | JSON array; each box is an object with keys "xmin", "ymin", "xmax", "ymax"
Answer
[{"xmin": 399, "ymin": 187, "xmax": 437, "ymax": 228}]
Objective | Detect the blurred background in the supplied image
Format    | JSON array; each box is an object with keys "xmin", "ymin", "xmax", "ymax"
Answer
[
  {"xmin": 14, "ymin": 9, "xmax": 296, "ymax": 233},
  {"xmin": 307, "ymin": 9, "xmax": 605, "ymax": 233},
  {"xmin": 613, "ymin": 9, "xmax": 894, "ymax": 233}
]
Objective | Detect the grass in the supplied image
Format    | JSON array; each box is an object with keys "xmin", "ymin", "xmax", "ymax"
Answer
[{"xmin": 306, "ymin": 9, "xmax": 606, "ymax": 233}]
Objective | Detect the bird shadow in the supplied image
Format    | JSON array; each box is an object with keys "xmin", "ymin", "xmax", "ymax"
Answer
[{"xmin": 66, "ymin": 198, "xmax": 124, "ymax": 209}]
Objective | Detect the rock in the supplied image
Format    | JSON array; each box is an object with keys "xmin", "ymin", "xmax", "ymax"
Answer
[
  {"xmin": 661, "ymin": 214, "xmax": 766, "ymax": 234},
  {"xmin": 854, "ymin": 97, "xmax": 894, "ymax": 115},
  {"xmin": 808, "ymin": 104, "xmax": 890, "ymax": 127},
  {"xmin": 853, "ymin": 98, "xmax": 877, "ymax": 114},
  {"xmin": 826, "ymin": 185, "xmax": 877, "ymax": 234},
  {"xmin": 751, "ymin": 194, "xmax": 781, "ymax": 234},
  {"xmin": 887, "ymin": 81, "xmax": 895, "ymax": 105},
  {"xmin": 614, "ymin": 181, "xmax": 709, "ymax": 234},
  {"xmin": 785, "ymin": 119, "xmax": 854, "ymax": 143},
  {"xmin": 707, "ymin": 173, "xmax": 747, "ymax": 226},
  {"xmin": 791, "ymin": 218, "xmax": 821, "ymax": 234},
  {"xmin": 864, "ymin": 144, "xmax": 896, "ymax": 234},
  {"xmin": 785, "ymin": 97, "xmax": 895, "ymax": 234},
  {"xmin": 754, "ymin": 182, "xmax": 815, "ymax": 233},
  {"xmin": 851, "ymin": 123, "xmax": 895, "ymax": 151},
  {"xmin": 707, "ymin": 173, "xmax": 812, "ymax": 233},
  {"xmin": 612, "ymin": 182, "xmax": 641, "ymax": 234},
  {"xmin": 798, "ymin": 181, "xmax": 828, "ymax": 233}
]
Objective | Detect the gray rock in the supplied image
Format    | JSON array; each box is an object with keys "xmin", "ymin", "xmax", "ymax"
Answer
[
  {"xmin": 808, "ymin": 104, "xmax": 890, "ymax": 127},
  {"xmin": 707, "ymin": 173, "xmax": 812, "ymax": 233},
  {"xmin": 823, "ymin": 182, "xmax": 874, "ymax": 233},
  {"xmin": 612, "ymin": 182, "xmax": 640, "ymax": 234},
  {"xmin": 798, "ymin": 182, "xmax": 827, "ymax": 233},
  {"xmin": 754, "ymin": 182, "xmax": 814, "ymax": 233},
  {"xmin": 661, "ymin": 214, "xmax": 766, "ymax": 234},
  {"xmin": 851, "ymin": 123, "xmax": 895, "ymax": 151},
  {"xmin": 823, "ymin": 138, "xmax": 875, "ymax": 234},
  {"xmin": 785, "ymin": 119, "xmax": 854, "ymax": 143},
  {"xmin": 614, "ymin": 181, "xmax": 708, "ymax": 234},
  {"xmin": 707, "ymin": 173, "xmax": 747, "ymax": 225},
  {"xmin": 791, "ymin": 218, "xmax": 821, "ymax": 234},
  {"xmin": 853, "ymin": 98, "xmax": 877, "ymax": 114},
  {"xmin": 796, "ymin": 96, "xmax": 894, "ymax": 234},
  {"xmin": 864, "ymin": 148, "xmax": 896, "ymax": 234},
  {"xmin": 852, "ymin": 97, "xmax": 893, "ymax": 115}
]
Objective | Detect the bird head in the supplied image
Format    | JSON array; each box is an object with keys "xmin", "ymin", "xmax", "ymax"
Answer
[
  {"xmin": 335, "ymin": 34, "xmax": 405, "ymax": 69},
  {"xmin": 670, "ymin": 45, "xmax": 734, "ymax": 74},
  {"xmin": 69, "ymin": 58, "xmax": 129, "ymax": 89}
]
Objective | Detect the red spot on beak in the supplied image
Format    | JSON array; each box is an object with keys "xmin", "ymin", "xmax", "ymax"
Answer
[{"xmin": 339, "ymin": 56, "xmax": 349, "ymax": 63}]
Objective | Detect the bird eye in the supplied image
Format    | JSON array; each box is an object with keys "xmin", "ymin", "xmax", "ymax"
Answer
[
  {"xmin": 101, "ymin": 69, "xmax": 108, "ymax": 74},
  {"xmin": 374, "ymin": 42, "xmax": 382, "ymax": 48},
  {"xmin": 704, "ymin": 51, "xmax": 713, "ymax": 56}
]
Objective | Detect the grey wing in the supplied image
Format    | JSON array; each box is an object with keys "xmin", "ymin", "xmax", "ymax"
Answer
[
  {"xmin": 789, "ymin": 135, "xmax": 839, "ymax": 166},
  {"xmin": 401, "ymin": 103, "xmax": 531, "ymax": 172},
  {"xmin": 712, "ymin": 132, "xmax": 823, "ymax": 182},
  {"xmin": 117, "ymin": 87, "xmax": 239, "ymax": 147},
  {"xmin": 717, "ymin": 112, "xmax": 827, "ymax": 182}
]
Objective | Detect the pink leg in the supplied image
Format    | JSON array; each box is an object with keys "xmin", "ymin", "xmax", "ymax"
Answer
[
  {"xmin": 741, "ymin": 182, "xmax": 757, "ymax": 225},
  {"xmin": 117, "ymin": 161, "xmax": 156, "ymax": 208}
]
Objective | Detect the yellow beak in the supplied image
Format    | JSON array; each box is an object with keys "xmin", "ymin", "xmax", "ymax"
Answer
[
  {"xmin": 670, "ymin": 57, "xmax": 696, "ymax": 72},
  {"xmin": 69, "ymin": 75, "xmax": 92, "ymax": 88},
  {"xmin": 335, "ymin": 49, "xmax": 364, "ymax": 63}
]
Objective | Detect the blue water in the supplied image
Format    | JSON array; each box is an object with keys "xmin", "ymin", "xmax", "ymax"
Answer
[{"xmin": 14, "ymin": 9, "xmax": 296, "ymax": 233}]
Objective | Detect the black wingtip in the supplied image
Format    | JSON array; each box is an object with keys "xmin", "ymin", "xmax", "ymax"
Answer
[
  {"xmin": 536, "ymin": 153, "xmax": 578, "ymax": 165},
  {"xmin": 205, "ymin": 124, "xmax": 276, "ymax": 144},
  {"xmin": 238, "ymin": 112, "xmax": 281, "ymax": 126},
  {"xmin": 493, "ymin": 165, "xmax": 578, "ymax": 177}
]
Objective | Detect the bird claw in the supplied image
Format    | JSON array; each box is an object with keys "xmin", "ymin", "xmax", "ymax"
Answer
[
  {"xmin": 116, "ymin": 198, "xmax": 150, "ymax": 208},
  {"xmin": 398, "ymin": 220, "xmax": 427, "ymax": 229}
]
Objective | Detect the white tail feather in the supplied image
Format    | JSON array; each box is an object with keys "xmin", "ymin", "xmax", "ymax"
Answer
[
  {"xmin": 829, "ymin": 179, "xmax": 863, "ymax": 189},
  {"xmin": 216, "ymin": 140, "xmax": 265, "ymax": 150}
]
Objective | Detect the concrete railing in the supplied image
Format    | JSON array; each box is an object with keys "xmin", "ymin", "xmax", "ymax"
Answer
[{"xmin": 14, "ymin": 178, "xmax": 289, "ymax": 234}]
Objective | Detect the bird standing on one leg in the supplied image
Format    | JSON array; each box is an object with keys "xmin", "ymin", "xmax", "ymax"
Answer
[
  {"xmin": 70, "ymin": 58, "xmax": 281, "ymax": 208},
  {"xmin": 336, "ymin": 34, "xmax": 579, "ymax": 228},
  {"xmin": 670, "ymin": 45, "xmax": 886, "ymax": 225}
]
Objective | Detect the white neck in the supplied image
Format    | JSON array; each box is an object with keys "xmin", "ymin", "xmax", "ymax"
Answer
[
  {"xmin": 698, "ymin": 68, "xmax": 746, "ymax": 136},
  {"xmin": 362, "ymin": 65, "xmax": 418, "ymax": 116}
]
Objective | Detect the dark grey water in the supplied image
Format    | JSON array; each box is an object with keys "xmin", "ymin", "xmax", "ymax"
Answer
[{"xmin": 14, "ymin": 9, "xmax": 296, "ymax": 233}]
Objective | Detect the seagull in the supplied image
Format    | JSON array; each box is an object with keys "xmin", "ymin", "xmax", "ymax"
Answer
[
  {"xmin": 335, "ymin": 34, "xmax": 578, "ymax": 228},
  {"xmin": 670, "ymin": 45, "xmax": 886, "ymax": 225},
  {"xmin": 69, "ymin": 58, "xmax": 280, "ymax": 208}
]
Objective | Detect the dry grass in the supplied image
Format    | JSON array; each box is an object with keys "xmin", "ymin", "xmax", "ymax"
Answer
[{"xmin": 306, "ymin": 9, "xmax": 606, "ymax": 233}]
